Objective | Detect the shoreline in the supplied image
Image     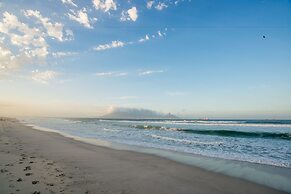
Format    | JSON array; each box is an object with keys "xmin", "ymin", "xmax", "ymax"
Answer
[
  {"xmin": 1, "ymin": 117, "xmax": 289, "ymax": 194},
  {"xmin": 22, "ymin": 118, "xmax": 290, "ymax": 168},
  {"xmin": 25, "ymin": 121, "xmax": 289, "ymax": 167},
  {"xmin": 22, "ymin": 120, "xmax": 291, "ymax": 193}
]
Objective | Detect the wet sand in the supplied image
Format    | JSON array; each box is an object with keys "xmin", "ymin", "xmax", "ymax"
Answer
[{"xmin": 0, "ymin": 117, "xmax": 287, "ymax": 194}]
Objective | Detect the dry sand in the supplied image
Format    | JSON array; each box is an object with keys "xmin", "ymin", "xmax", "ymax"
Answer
[{"xmin": 0, "ymin": 117, "xmax": 287, "ymax": 194}]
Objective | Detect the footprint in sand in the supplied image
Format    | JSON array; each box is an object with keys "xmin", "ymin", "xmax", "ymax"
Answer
[
  {"xmin": 32, "ymin": 180, "xmax": 39, "ymax": 185},
  {"xmin": 24, "ymin": 166, "xmax": 31, "ymax": 171},
  {"xmin": 0, "ymin": 169, "xmax": 8, "ymax": 173},
  {"xmin": 55, "ymin": 168, "xmax": 61, "ymax": 172},
  {"xmin": 57, "ymin": 173, "xmax": 65, "ymax": 177}
]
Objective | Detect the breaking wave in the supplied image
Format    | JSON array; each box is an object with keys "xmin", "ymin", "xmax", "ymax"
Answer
[
  {"xmin": 131, "ymin": 125, "xmax": 291, "ymax": 140},
  {"xmin": 150, "ymin": 134, "xmax": 223, "ymax": 145}
]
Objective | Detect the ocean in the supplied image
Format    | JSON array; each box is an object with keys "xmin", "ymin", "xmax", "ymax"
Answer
[{"xmin": 23, "ymin": 118, "xmax": 291, "ymax": 168}]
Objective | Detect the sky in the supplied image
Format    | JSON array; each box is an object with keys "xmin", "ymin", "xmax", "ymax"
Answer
[{"xmin": 0, "ymin": 0, "xmax": 291, "ymax": 119}]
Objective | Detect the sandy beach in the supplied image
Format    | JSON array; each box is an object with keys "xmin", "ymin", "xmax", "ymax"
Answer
[{"xmin": 0, "ymin": 118, "xmax": 287, "ymax": 194}]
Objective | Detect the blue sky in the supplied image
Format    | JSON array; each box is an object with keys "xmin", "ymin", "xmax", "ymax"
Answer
[{"xmin": 0, "ymin": 0, "xmax": 291, "ymax": 118}]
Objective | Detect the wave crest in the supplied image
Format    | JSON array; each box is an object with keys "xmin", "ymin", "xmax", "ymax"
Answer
[
  {"xmin": 131, "ymin": 125, "xmax": 291, "ymax": 140},
  {"xmin": 150, "ymin": 134, "xmax": 223, "ymax": 145}
]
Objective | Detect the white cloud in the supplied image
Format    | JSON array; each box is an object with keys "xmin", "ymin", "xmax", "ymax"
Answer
[
  {"xmin": 120, "ymin": 11, "xmax": 127, "ymax": 21},
  {"xmin": 0, "ymin": 10, "xmax": 72, "ymax": 70},
  {"xmin": 31, "ymin": 70, "xmax": 58, "ymax": 84},
  {"xmin": 52, "ymin": 51, "xmax": 78, "ymax": 58},
  {"xmin": 174, "ymin": 0, "xmax": 186, "ymax": 5},
  {"xmin": 95, "ymin": 72, "xmax": 114, "ymax": 76},
  {"xmin": 67, "ymin": 8, "xmax": 93, "ymax": 29},
  {"xmin": 147, "ymin": 1, "xmax": 154, "ymax": 9},
  {"xmin": 27, "ymin": 47, "xmax": 48, "ymax": 58},
  {"xmin": 93, "ymin": 40, "xmax": 125, "ymax": 51},
  {"xmin": 128, "ymin": 7, "xmax": 138, "ymax": 21},
  {"xmin": 0, "ymin": 40, "xmax": 19, "ymax": 70},
  {"xmin": 155, "ymin": 2, "xmax": 168, "ymax": 10},
  {"xmin": 138, "ymin": 35, "xmax": 150, "ymax": 42},
  {"xmin": 0, "ymin": 12, "xmax": 43, "ymax": 45},
  {"xmin": 65, "ymin": 29, "xmax": 74, "ymax": 40},
  {"xmin": 61, "ymin": 0, "xmax": 77, "ymax": 7},
  {"xmin": 24, "ymin": 10, "xmax": 66, "ymax": 41},
  {"xmin": 92, "ymin": 0, "xmax": 117, "ymax": 12},
  {"xmin": 0, "ymin": 12, "xmax": 49, "ymax": 69},
  {"xmin": 95, "ymin": 72, "xmax": 128, "ymax": 77},
  {"xmin": 93, "ymin": 29, "xmax": 166, "ymax": 52},
  {"xmin": 120, "ymin": 7, "xmax": 138, "ymax": 22},
  {"xmin": 139, "ymin": 70, "xmax": 164, "ymax": 76}
]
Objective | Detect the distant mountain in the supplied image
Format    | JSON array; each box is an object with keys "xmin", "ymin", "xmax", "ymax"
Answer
[{"xmin": 101, "ymin": 107, "xmax": 178, "ymax": 119}]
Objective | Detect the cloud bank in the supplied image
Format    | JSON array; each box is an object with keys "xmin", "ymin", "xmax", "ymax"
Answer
[{"xmin": 102, "ymin": 107, "xmax": 177, "ymax": 119}]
